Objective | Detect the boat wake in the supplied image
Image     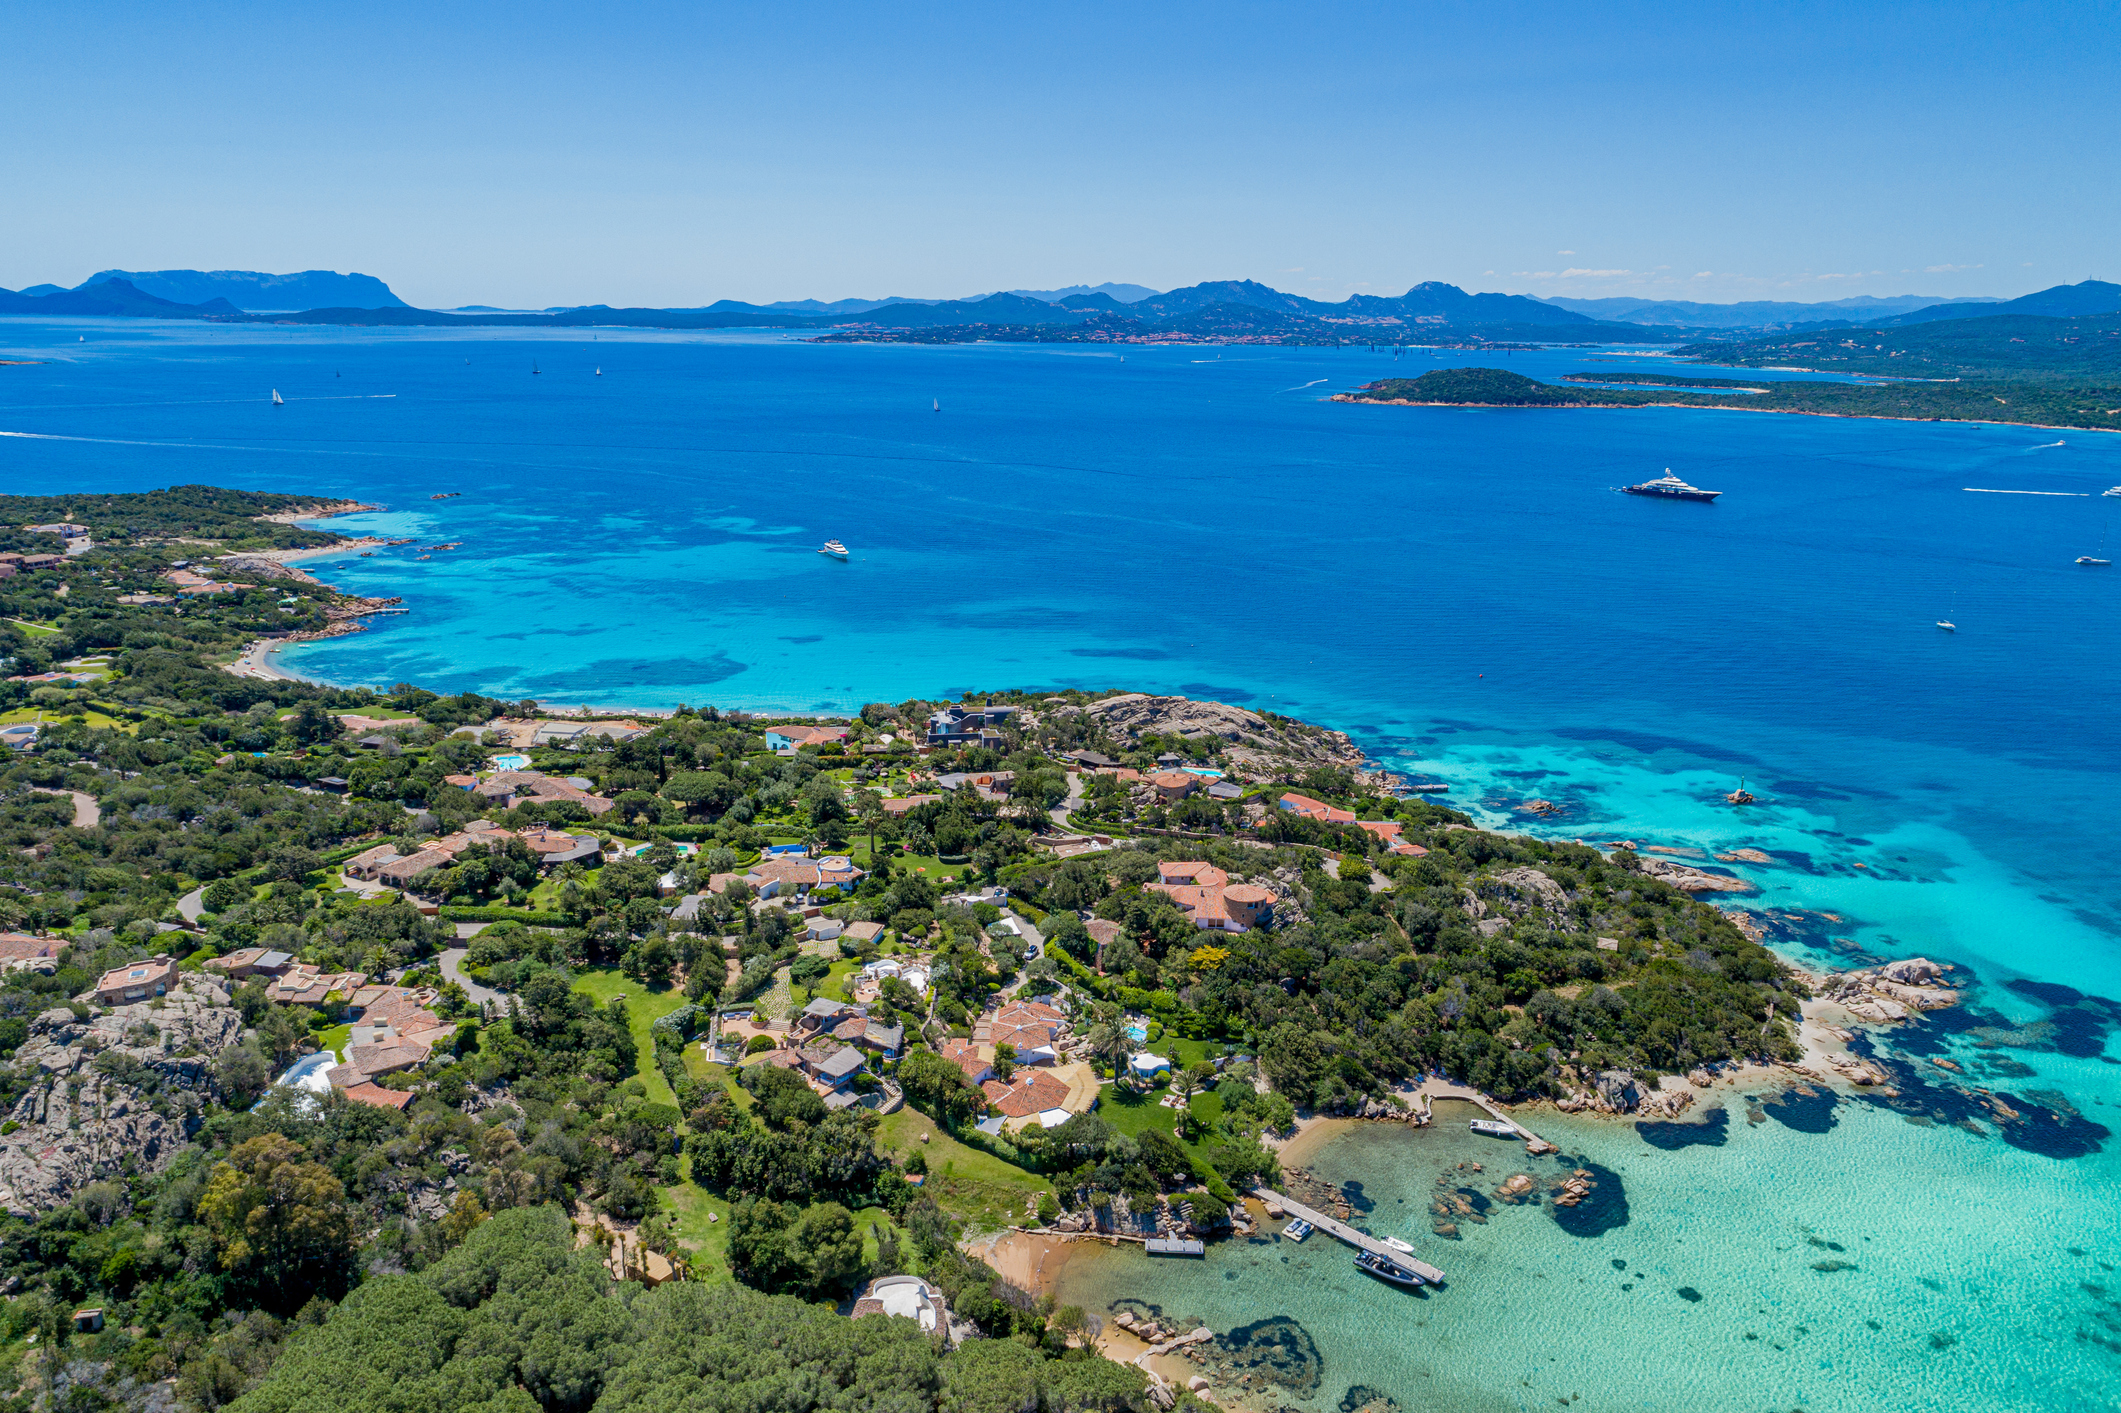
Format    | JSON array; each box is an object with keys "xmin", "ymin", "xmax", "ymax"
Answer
[{"xmin": 1282, "ymin": 378, "xmax": 1330, "ymax": 392}]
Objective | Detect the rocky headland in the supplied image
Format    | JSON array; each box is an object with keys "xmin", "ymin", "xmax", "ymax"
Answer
[
  {"xmin": 1069, "ymin": 694, "xmax": 1366, "ymax": 779},
  {"xmin": 0, "ymin": 977, "xmax": 245, "ymax": 1213}
]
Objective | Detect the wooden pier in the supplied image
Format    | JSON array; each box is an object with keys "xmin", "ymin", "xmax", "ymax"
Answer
[{"xmin": 1252, "ymin": 1187, "xmax": 1445, "ymax": 1285}]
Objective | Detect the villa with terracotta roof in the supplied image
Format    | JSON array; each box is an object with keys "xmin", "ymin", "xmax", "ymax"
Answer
[
  {"xmin": 831, "ymin": 1015, "xmax": 905, "ymax": 1057},
  {"xmin": 269, "ymin": 968, "xmax": 368, "ymax": 1007},
  {"xmin": 939, "ymin": 1039, "xmax": 993, "ymax": 1084},
  {"xmin": 1356, "ymin": 819, "xmax": 1428, "ymax": 855},
  {"xmin": 1147, "ymin": 863, "xmax": 1275, "ymax": 933},
  {"xmin": 340, "ymin": 1081, "xmax": 415, "ymax": 1111},
  {"xmin": 744, "ymin": 856, "xmax": 864, "ymax": 899},
  {"xmin": 471, "ymin": 770, "xmax": 616, "ymax": 817},
  {"xmin": 1279, "ymin": 792, "xmax": 1356, "ymax": 823},
  {"xmin": 981, "ymin": 1068, "xmax": 1072, "ymax": 1119},
  {"xmin": 880, "ymin": 794, "xmax": 941, "ymax": 816},
  {"xmin": 1157, "ymin": 861, "xmax": 1228, "ymax": 889},
  {"xmin": 0, "ymin": 934, "xmax": 60, "ymax": 973},
  {"xmin": 1147, "ymin": 771, "xmax": 1199, "ymax": 802},
  {"xmin": 765, "ymin": 724, "xmax": 849, "ymax": 751},
  {"xmin": 91, "ymin": 955, "xmax": 179, "ymax": 1006},
  {"xmin": 970, "ymin": 999, "xmax": 1067, "ymax": 1063}
]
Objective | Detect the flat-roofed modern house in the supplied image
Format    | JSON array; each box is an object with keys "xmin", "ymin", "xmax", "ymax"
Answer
[{"xmin": 92, "ymin": 955, "xmax": 179, "ymax": 1005}]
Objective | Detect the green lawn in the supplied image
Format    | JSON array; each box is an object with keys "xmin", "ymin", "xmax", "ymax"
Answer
[
  {"xmin": 0, "ymin": 704, "xmax": 133, "ymax": 732},
  {"xmin": 313, "ymin": 1023, "xmax": 351, "ymax": 1061},
  {"xmin": 888, "ymin": 853, "xmax": 968, "ymax": 886},
  {"xmin": 875, "ymin": 1107, "xmax": 1051, "ymax": 1232},
  {"xmin": 659, "ymin": 1180, "xmax": 735, "ymax": 1282},
  {"xmin": 1096, "ymin": 1081, "xmax": 1222, "ymax": 1160},
  {"xmin": 571, "ymin": 966, "xmax": 689, "ymax": 1105},
  {"xmin": 3, "ymin": 619, "xmax": 60, "ymax": 637}
]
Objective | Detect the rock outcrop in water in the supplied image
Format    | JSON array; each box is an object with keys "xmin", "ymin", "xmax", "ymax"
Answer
[
  {"xmin": 1632, "ymin": 855, "xmax": 1757, "ymax": 893},
  {"xmin": 1822, "ymin": 957, "xmax": 1959, "ymax": 1023},
  {"xmin": 0, "ymin": 977, "xmax": 245, "ymax": 1212}
]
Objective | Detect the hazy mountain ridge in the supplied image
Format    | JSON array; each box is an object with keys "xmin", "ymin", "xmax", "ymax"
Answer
[
  {"xmin": 1878, "ymin": 279, "xmax": 2121, "ymax": 326},
  {"xmin": 1541, "ymin": 293, "xmax": 1994, "ymax": 329},
  {"xmin": 0, "ymin": 278, "xmax": 241, "ymax": 318},
  {"xmin": 82, "ymin": 268, "xmax": 407, "ymax": 310}
]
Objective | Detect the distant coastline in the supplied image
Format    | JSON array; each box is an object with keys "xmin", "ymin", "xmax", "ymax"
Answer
[
  {"xmin": 1334, "ymin": 366, "xmax": 2121, "ymax": 433},
  {"xmin": 1331, "ymin": 391, "xmax": 2121, "ymax": 434}
]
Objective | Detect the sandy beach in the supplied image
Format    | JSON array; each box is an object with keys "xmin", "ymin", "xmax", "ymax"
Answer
[
  {"xmin": 1267, "ymin": 1114, "xmax": 1357, "ymax": 1168},
  {"xmin": 227, "ymin": 639, "xmax": 315, "ymax": 684},
  {"xmin": 966, "ymin": 1229, "xmax": 1081, "ymax": 1296}
]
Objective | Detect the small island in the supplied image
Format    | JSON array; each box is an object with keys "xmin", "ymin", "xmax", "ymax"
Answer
[{"xmin": 1335, "ymin": 363, "xmax": 2121, "ymax": 431}]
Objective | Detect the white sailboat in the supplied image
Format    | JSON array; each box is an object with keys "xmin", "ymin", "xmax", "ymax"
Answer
[
  {"xmin": 2080, "ymin": 524, "xmax": 2111, "ymax": 565},
  {"xmin": 595, "ymin": 367, "xmax": 602, "ymax": 377},
  {"xmin": 271, "ymin": 389, "xmax": 284, "ymax": 406},
  {"xmin": 933, "ymin": 397, "xmax": 939, "ymax": 412}
]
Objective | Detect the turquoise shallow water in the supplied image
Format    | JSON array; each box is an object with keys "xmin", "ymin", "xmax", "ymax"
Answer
[
  {"xmin": 3, "ymin": 317, "xmax": 2118, "ymax": 1407},
  {"xmin": 1055, "ymin": 1101, "xmax": 2121, "ymax": 1413}
]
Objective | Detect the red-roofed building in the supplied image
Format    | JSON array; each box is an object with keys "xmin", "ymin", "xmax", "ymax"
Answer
[
  {"xmin": 1148, "ymin": 772, "xmax": 1199, "ymax": 802},
  {"xmin": 981, "ymin": 1068, "xmax": 1072, "ymax": 1118},
  {"xmin": 1357, "ymin": 819, "xmax": 1428, "ymax": 856},
  {"xmin": 940, "ymin": 1039, "xmax": 993, "ymax": 1085},
  {"xmin": 1147, "ymin": 873, "xmax": 1275, "ymax": 933},
  {"xmin": 1157, "ymin": 861, "xmax": 1228, "ymax": 889},
  {"xmin": 1279, "ymin": 792, "xmax": 1355, "ymax": 823},
  {"xmin": 341, "ymin": 1082, "xmax": 414, "ymax": 1111}
]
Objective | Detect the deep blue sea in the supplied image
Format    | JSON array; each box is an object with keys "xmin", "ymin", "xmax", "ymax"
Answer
[{"xmin": 5, "ymin": 317, "xmax": 2119, "ymax": 1410}]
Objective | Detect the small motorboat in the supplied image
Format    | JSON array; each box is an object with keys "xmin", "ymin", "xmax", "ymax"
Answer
[
  {"xmin": 2104, "ymin": 486, "xmax": 2121, "ymax": 497},
  {"xmin": 820, "ymin": 540, "xmax": 849, "ymax": 559},
  {"xmin": 1281, "ymin": 1218, "xmax": 1313, "ymax": 1243},
  {"xmin": 1383, "ymin": 1235, "xmax": 1418, "ymax": 1255},
  {"xmin": 1936, "ymin": 620, "xmax": 1956, "ymax": 632},
  {"xmin": 2078, "ymin": 556, "xmax": 2112, "ymax": 566},
  {"xmin": 1469, "ymin": 1119, "xmax": 1518, "ymax": 1138},
  {"xmin": 1355, "ymin": 1250, "xmax": 1424, "ymax": 1287}
]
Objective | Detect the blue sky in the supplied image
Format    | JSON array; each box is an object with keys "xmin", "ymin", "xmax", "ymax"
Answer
[{"xmin": 3, "ymin": 1, "xmax": 2115, "ymax": 309}]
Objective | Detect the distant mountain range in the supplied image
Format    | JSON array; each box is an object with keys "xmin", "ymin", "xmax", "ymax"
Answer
[
  {"xmin": 0, "ymin": 278, "xmax": 243, "ymax": 318},
  {"xmin": 6, "ymin": 268, "xmax": 2115, "ymax": 345},
  {"xmin": 1538, "ymin": 293, "xmax": 1994, "ymax": 329},
  {"xmin": 1876, "ymin": 279, "xmax": 2121, "ymax": 326},
  {"xmin": 1, "ymin": 269, "xmax": 407, "ymax": 312}
]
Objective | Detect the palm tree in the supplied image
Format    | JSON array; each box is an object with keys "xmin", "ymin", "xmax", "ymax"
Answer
[{"xmin": 1086, "ymin": 1022, "xmax": 1129, "ymax": 1081}]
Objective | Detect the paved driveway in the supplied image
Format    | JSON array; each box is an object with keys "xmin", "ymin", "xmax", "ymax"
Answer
[{"xmin": 439, "ymin": 946, "xmax": 504, "ymax": 1008}]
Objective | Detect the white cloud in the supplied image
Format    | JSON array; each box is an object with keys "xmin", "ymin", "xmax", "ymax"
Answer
[
  {"xmin": 1693, "ymin": 271, "xmax": 1713, "ymax": 278},
  {"xmin": 1282, "ymin": 267, "xmax": 1304, "ymax": 273},
  {"xmin": 1557, "ymin": 250, "xmax": 1575, "ymax": 255},
  {"xmin": 2023, "ymin": 262, "xmax": 2034, "ymax": 267},
  {"xmin": 1925, "ymin": 263, "xmax": 1983, "ymax": 274},
  {"xmin": 1557, "ymin": 268, "xmax": 1629, "ymax": 279}
]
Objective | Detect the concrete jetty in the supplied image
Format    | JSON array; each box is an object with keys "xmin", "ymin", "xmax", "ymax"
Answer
[
  {"xmin": 1252, "ymin": 1187, "xmax": 1445, "ymax": 1285},
  {"xmin": 1414, "ymin": 1077, "xmax": 1558, "ymax": 1154}
]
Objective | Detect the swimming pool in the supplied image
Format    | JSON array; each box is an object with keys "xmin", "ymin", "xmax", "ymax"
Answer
[
  {"xmin": 275, "ymin": 1050, "xmax": 336, "ymax": 1093},
  {"xmin": 491, "ymin": 753, "xmax": 532, "ymax": 770}
]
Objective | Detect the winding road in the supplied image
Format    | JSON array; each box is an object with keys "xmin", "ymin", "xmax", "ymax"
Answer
[{"xmin": 32, "ymin": 788, "xmax": 99, "ymax": 828}]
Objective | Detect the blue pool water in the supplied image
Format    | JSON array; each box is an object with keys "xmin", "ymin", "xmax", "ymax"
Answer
[{"xmin": 4, "ymin": 316, "xmax": 2118, "ymax": 1408}]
